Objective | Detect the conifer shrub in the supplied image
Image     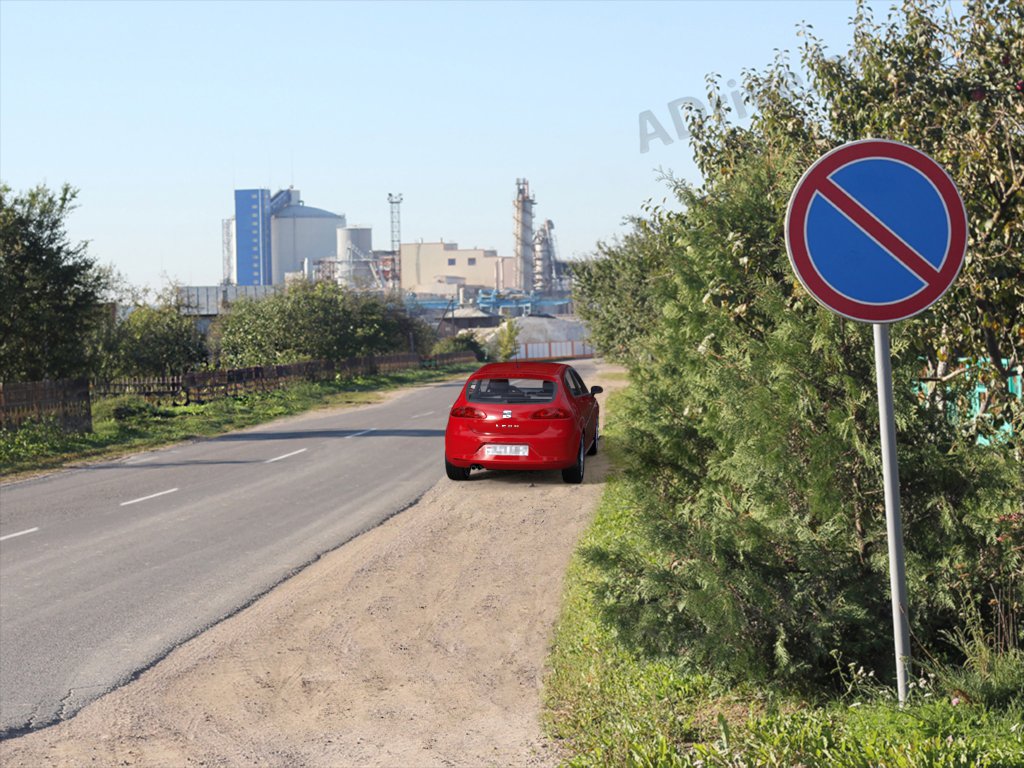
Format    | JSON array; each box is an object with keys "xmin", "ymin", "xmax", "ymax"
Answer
[{"xmin": 572, "ymin": 0, "xmax": 1023, "ymax": 686}]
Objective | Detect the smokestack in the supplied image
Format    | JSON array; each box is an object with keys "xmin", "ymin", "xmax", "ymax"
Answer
[{"xmin": 514, "ymin": 179, "xmax": 535, "ymax": 292}]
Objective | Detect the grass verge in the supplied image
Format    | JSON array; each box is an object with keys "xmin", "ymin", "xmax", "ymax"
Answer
[
  {"xmin": 1, "ymin": 363, "xmax": 478, "ymax": 480},
  {"xmin": 544, "ymin": 388, "xmax": 1024, "ymax": 767}
]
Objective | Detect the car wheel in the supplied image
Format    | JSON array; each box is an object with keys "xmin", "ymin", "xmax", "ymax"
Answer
[
  {"xmin": 561, "ymin": 439, "xmax": 585, "ymax": 484},
  {"xmin": 587, "ymin": 423, "xmax": 599, "ymax": 456},
  {"xmin": 445, "ymin": 457, "xmax": 471, "ymax": 481}
]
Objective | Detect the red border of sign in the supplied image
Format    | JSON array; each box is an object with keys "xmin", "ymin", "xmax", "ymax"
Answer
[{"xmin": 785, "ymin": 139, "xmax": 967, "ymax": 323}]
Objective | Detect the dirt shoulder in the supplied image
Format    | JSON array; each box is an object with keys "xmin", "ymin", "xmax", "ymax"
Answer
[{"xmin": 0, "ymin": 362, "xmax": 625, "ymax": 768}]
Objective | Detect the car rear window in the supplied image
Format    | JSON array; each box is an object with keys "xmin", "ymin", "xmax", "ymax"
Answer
[{"xmin": 466, "ymin": 377, "xmax": 557, "ymax": 404}]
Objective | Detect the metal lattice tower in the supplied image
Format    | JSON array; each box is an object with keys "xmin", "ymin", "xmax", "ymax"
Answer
[{"xmin": 388, "ymin": 193, "xmax": 403, "ymax": 290}]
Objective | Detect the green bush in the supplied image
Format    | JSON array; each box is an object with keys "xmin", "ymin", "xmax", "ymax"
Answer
[
  {"xmin": 211, "ymin": 282, "xmax": 435, "ymax": 367},
  {"xmin": 546, "ymin": 393, "xmax": 1024, "ymax": 768},
  {"xmin": 570, "ymin": 0, "xmax": 1023, "ymax": 687},
  {"xmin": 0, "ymin": 418, "xmax": 70, "ymax": 464},
  {"xmin": 490, "ymin": 319, "xmax": 520, "ymax": 362},
  {"xmin": 579, "ymin": 150, "xmax": 1022, "ymax": 686},
  {"xmin": 112, "ymin": 303, "xmax": 207, "ymax": 377},
  {"xmin": 431, "ymin": 333, "xmax": 486, "ymax": 361}
]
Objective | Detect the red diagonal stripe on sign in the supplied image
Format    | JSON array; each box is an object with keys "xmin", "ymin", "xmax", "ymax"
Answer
[{"xmin": 817, "ymin": 177, "xmax": 943, "ymax": 284}]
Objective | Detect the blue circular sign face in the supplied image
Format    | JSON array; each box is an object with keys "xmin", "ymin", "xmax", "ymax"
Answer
[{"xmin": 785, "ymin": 140, "xmax": 967, "ymax": 323}]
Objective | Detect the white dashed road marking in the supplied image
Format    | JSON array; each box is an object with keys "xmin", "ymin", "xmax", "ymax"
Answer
[
  {"xmin": 0, "ymin": 527, "xmax": 39, "ymax": 543},
  {"xmin": 120, "ymin": 488, "xmax": 179, "ymax": 507},
  {"xmin": 264, "ymin": 448, "xmax": 308, "ymax": 464}
]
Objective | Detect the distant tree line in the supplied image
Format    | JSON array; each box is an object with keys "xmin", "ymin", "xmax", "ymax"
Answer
[
  {"xmin": 1, "ymin": 183, "xmax": 437, "ymax": 383},
  {"xmin": 572, "ymin": 0, "xmax": 1022, "ymax": 687}
]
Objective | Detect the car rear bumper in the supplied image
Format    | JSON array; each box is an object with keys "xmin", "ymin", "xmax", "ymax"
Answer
[{"xmin": 445, "ymin": 432, "xmax": 579, "ymax": 470}]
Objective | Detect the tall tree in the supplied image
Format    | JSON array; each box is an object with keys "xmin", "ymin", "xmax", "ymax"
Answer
[{"xmin": 0, "ymin": 183, "xmax": 107, "ymax": 381}]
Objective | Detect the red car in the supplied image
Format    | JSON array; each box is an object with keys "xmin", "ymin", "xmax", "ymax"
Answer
[{"xmin": 444, "ymin": 361, "xmax": 602, "ymax": 484}]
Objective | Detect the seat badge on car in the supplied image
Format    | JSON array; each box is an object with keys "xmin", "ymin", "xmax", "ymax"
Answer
[{"xmin": 502, "ymin": 409, "xmax": 512, "ymax": 418}]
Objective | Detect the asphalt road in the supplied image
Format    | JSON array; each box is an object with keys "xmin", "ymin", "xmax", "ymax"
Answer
[{"xmin": 0, "ymin": 360, "xmax": 600, "ymax": 738}]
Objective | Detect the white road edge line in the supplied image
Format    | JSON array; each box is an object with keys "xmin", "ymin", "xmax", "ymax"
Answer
[
  {"xmin": 0, "ymin": 527, "xmax": 40, "ymax": 543},
  {"xmin": 410, "ymin": 411, "xmax": 435, "ymax": 419},
  {"xmin": 264, "ymin": 448, "xmax": 308, "ymax": 464},
  {"xmin": 120, "ymin": 488, "xmax": 179, "ymax": 507},
  {"xmin": 345, "ymin": 428, "xmax": 376, "ymax": 439}
]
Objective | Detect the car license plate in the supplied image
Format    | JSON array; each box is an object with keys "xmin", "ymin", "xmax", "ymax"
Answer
[{"xmin": 485, "ymin": 444, "xmax": 528, "ymax": 456}]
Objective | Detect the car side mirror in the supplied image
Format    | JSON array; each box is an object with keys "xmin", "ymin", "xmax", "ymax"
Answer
[{"xmin": 590, "ymin": 385, "xmax": 603, "ymax": 395}]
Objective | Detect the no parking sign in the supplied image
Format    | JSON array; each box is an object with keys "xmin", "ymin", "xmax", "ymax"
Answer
[
  {"xmin": 786, "ymin": 139, "xmax": 967, "ymax": 322},
  {"xmin": 784, "ymin": 139, "xmax": 967, "ymax": 705}
]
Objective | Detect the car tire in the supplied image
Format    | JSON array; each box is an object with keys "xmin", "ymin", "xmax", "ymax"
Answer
[
  {"xmin": 587, "ymin": 424, "xmax": 599, "ymax": 456},
  {"xmin": 561, "ymin": 439, "xmax": 585, "ymax": 484},
  {"xmin": 445, "ymin": 458, "xmax": 471, "ymax": 481}
]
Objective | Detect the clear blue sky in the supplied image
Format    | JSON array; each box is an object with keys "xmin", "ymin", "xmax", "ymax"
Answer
[{"xmin": 3, "ymin": 0, "xmax": 881, "ymax": 291}]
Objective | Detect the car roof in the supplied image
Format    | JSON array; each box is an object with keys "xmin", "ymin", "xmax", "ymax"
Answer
[{"xmin": 469, "ymin": 361, "xmax": 569, "ymax": 379}]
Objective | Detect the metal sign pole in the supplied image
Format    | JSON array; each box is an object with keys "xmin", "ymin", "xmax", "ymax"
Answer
[
  {"xmin": 872, "ymin": 322, "xmax": 911, "ymax": 705},
  {"xmin": 786, "ymin": 140, "xmax": 965, "ymax": 707}
]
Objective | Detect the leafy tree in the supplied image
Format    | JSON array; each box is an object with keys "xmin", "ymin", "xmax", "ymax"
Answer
[
  {"xmin": 208, "ymin": 292, "xmax": 280, "ymax": 368},
  {"xmin": 212, "ymin": 281, "xmax": 431, "ymax": 368},
  {"xmin": 431, "ymin": 332, "xmax": 487, "ymax": 361},
  {"xmin": 575, "ymin": 0, "xmax": 1023, "ymax": 687},
  {"xmin": 798, "ymin": 0, "xmax": 1024, "ymax": 438},
  {"xmin": 385, "ymin": 303, "xmax": 437, "ymax": 356},
  {"xmin": 85, "ymin": 266, "xmax": 149, "ymax": 381},
  {"xmin": 115, "ymin": 302, "xmax": 208, "ymax": 377},
  {"xmin": 571, "ymin": 224, "xmax": 670, "ymax": 368},
  {"xmin": 494, "ymin": 318, "xmax": 521, "ymax": 362},
  {"xmin": 0, "ymin": 183, "xmax": 108, "ymax": 381}
]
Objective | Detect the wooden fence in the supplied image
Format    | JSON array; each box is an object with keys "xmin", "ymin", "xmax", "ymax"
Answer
[
  {"xmin": 0, "ymin": 379, "xmax": 92, "ymax": 433},
  {"xmin": 1, "ymin": 351, "xmax": 477, "ymax": 433},
  {"xmin": 91, "ymin": 354, "xmax": 421, "ymax": 404}
]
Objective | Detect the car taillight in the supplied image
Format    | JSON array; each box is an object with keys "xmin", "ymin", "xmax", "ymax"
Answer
[
  {"xmin": 531, "ymin": 407, "xmax": 570, "ymax": 419},
  {"xmin": 450, "ymin": 406, "xmax": 486, "ymax": 419}
]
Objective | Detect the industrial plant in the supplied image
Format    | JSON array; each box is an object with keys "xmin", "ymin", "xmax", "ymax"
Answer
[
  {"xmin": 183, "ymin": 179, "xmax": 573, "ymax": 325},
  {"xmin": 223, "ymin": 188, "xmax": 399, "ymax": 290}
]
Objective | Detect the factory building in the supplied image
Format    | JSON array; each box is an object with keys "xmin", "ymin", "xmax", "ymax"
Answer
[
  {"xmin": 271, "ymin": 197, "xmax": 346, "ymax": 284},
  {"xmin": 399, "ymin": 241, "xmax": 511, "ymax": 297},
  {"xmin": 399, "ymin": 180, "xmax": 565, "ymax": 298},
  {"xmin": 231, "ymin": 189, "xmax": 274, "ymax": 286},
  {"xmin": 224, "ymin": 188, "xmax": 381, "ymax": 288},
  {"xmin": 220, "ymin": 180, "xmax": 566, "ymax": 301}
]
